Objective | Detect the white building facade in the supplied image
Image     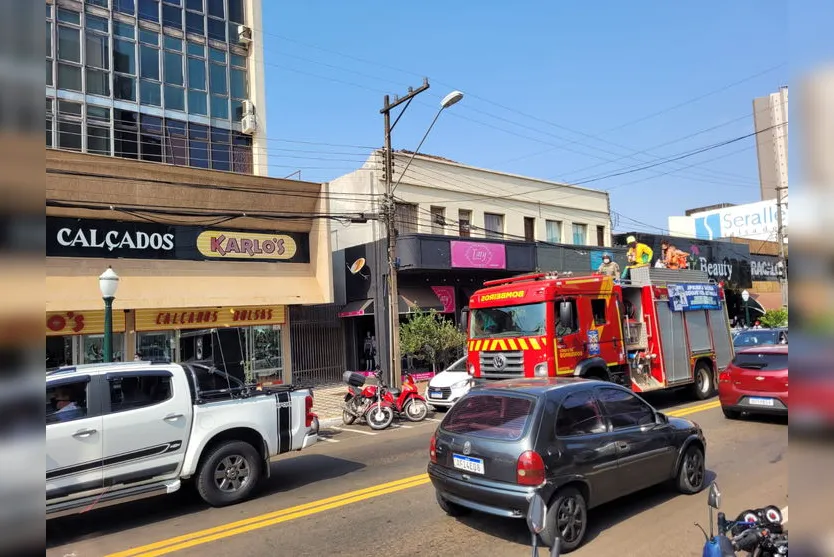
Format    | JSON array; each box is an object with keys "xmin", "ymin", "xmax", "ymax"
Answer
[{"xmin": 329, "ymin": 151, "xmax": 612, "ymax": 251}]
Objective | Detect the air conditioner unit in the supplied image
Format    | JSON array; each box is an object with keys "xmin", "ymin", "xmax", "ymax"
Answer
[
  {"xmin": 242, "ymin": 99, "xmax": 255, "ymax": 116},
  {"xmin": 237, "ymin": 25, "xmax": 252, "ymax": 47},
  {"xmin": 241, "ymin": 114, "xmax": 257, "ymax": 135}
]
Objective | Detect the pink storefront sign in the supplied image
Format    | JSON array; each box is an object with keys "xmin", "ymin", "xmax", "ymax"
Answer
[
  {"xmin": 431, "ymin": 286, "xmax": 456, "ymax": 313},
  {"xmin": 450, "ymin": 241, "xmax": 506, "ymax": 269}
]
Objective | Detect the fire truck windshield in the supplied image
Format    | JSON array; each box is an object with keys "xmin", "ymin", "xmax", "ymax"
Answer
[{"xmin": 469, "ymin": 303, "xmax": 547, "ymax": 339}]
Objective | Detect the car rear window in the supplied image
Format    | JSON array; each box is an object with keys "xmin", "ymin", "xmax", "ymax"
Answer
[
  {"xmin": 733, "ymin": 352, "xmax": 788, "ymax": 371},
  {"xmin": 442, "ymin": 393, "xmax": 535, "ymax": 441}
]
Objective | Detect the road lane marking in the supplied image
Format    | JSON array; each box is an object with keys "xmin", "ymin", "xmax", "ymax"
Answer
[
  {"xmin": 392, "ymin": 424, "xmax": 414, "ymax": 429},
  {"xmin": 666, "ymin": 400, "xmax": 721, "ymax": 417},
  {"xmin": 330, "ymin": 426, "xmax": 377, "ymax": 436},
  {"xmin": 106, "ymin": 474, "xmax": 431, "ymax": 557},
  {"xmin": 105, "ymin": 399, "xmax": 723, "ymax": 557},
  {"xmin": 320, "ymin": 437, "xmax": 339, "ymax": 443}
]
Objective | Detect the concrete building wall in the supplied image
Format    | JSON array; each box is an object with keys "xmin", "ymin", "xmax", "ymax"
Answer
[{"xmin": 753, "ymin": 86, "xmax": 788, "ymax": 201}]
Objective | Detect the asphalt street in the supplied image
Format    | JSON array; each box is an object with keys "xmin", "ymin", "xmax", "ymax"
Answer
[{"xmin": 47, "ymin": 393, "xmax": 788, "ymax": 557}]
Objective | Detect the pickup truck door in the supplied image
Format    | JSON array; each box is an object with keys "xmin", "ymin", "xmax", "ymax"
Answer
[
  {"xmin": 46, "ymin": 375, "xmax": 105, "ymax": 501},
  {"xmin": 100, "ymin": 368, "xmax": 192, "ymax": 490}
]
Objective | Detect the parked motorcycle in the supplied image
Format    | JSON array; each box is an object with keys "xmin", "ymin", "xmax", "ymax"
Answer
[
  {"xmin": 697, "ymin": 482, "xmax": 788, "ymax": 556},
  {"xmin": 527, "ymin": 485, "xmax": 561, "ymax": 557},
  {"xmin": 380, "ymin": 371, "xmax": 429, "ymax": 422},
  {"xmin": 342, "ymin": 370, "xmax": 395, "ymax": 430}
]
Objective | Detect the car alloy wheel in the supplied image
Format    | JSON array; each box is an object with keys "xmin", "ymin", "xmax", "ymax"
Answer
[
  {"xmin": 556, "ymin": 495, "xmax": 585, "ymax": 545},
  {"xmin": 684, "ymin": 449, "xmax": 705, "ymax": 489}
]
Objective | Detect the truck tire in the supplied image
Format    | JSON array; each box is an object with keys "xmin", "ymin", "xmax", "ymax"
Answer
[
  {"xmin": 690, "ymin": 363, "xmax": 714, "ymax": 401},
  {"xmin": 196, "ymin": 440, "xmax": 263, "ymax": 507}
]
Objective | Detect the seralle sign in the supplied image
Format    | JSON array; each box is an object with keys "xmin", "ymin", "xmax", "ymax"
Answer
[{"xmin": 47, "ymin": 217, "xmax": 310, "ymax": 263}]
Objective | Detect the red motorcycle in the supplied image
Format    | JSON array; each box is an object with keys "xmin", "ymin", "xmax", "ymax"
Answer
[{"xmin": 342, "ymin": 369, "xmax": 428, "ymax": 430}]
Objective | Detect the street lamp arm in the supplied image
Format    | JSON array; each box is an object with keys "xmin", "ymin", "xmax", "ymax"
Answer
[{"xmin": 391, "ymin": 107, "xmax": 444, "ymax": 195}]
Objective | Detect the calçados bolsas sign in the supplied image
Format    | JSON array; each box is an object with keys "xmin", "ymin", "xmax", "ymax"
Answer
[{"xmin": 46, "ymin": 217, "xmax": 310, "ymax": 263}]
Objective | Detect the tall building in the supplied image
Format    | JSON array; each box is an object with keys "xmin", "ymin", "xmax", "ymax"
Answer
[
  {"xmin": 45, "ymin": 0, "xmax": 268, "ymax": 174},
  {"xmin": 752, "ymin": 86, "xmax": 788, "ymax": 201}
]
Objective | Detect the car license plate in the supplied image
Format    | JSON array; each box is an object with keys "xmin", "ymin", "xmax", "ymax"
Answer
[
  {"xmin": 748, "ymin": 397, "xmax": 775, "ymax": 407},
  {"xmin": 452, "ymin": 454, "xmax": 484, "ymax": 475},
  {"xmin": 428, "ymin": 389, "xmax": 442, "ymax": 399}
]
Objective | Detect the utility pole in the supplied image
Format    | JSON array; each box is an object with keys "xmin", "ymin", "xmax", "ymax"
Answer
[
  {"xmin": 775, "ymin": 185, "xmax": 788, "ymax": 308},
  {"xmin": 381, "ymin": 79, "xmax": 431, "ymax": 389}
]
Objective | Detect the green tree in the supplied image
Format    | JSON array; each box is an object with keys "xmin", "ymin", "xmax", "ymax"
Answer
[
  {"xmin": 399, "ymin": 309, "xmax": 466, "ymax": 372},
  {"xmin": 759, "ymin": 308, "xmax": 788, "ymax": 328}
]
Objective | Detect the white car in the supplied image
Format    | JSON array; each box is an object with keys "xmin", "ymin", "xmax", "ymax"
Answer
[{"xmin": 425, "ymin": 356, "xmax": 471, "ymax": 410}]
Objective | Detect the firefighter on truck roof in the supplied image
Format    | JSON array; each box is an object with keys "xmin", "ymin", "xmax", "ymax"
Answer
[{"xmin": 622, "ymin": 235, "xmax": 654, "ymax": 279}]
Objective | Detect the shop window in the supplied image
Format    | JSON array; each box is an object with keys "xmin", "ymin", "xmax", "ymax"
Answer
[
  {"xmin": 47, "ymin": 379, "xmax": 89, "ymax": 424},
  {"xmin": 82, "ymin": 333, "xmax": 126, "ymax": 363},
  {"xmin": 46, "ymin": 335, "xmax": 72, "ymax": 371},
  {"xmin": 109, "ymin": 374, "xmax": 173, "ymax": 413},
  {"xmin": 137, "ymin": 331, "xmax": 176, "ymax": 362},
  {"xmin": 246, "ymin": 326, "xmax": 283, "ymax": 382},
  {"xmin": 591, "ymin": 299, "xmax": 607, "ymax": 326}
]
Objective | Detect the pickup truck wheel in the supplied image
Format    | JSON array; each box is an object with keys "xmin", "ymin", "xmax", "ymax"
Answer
[{"xmin": 197, "ymin": 441, "xmax": 262, "ymax": 507}]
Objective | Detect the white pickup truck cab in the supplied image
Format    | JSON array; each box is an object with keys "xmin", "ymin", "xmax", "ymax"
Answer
[{"xmin": 46, "ymin": 361, "xmax": 318, "ymax": 518}]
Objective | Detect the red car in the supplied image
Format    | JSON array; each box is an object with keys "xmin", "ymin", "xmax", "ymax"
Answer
[{"xmin": 718, "ymin": 345, "xmax": 788, "ymax": 419}]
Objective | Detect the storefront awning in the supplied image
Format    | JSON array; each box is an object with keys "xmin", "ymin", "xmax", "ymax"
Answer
[
  {"xmin": 338, "ymin": 299, "xmax": 374, "ymax": 318},
  {"xmin": 753, "ymin": 292, "xmax": 783, "ymax": 312},
  {"xmin": 338, "ymin": 287, "xmax": 446, "ymax": 318},
  {"xmin": 399, "ymin": 287, "xmax": 445, "ymax": 314}
]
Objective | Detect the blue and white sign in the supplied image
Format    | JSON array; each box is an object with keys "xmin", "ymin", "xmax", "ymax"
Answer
[
  {"xmin": 667, "ymin": 283, "xmax": 722, "ymax": 312},
  {"xmin": 587, "ymin": 330, "xmax": 600, "ymax": 356},
  {"xmin": 691, "ymin": 199, "xmax": 787, "ymax": 242}
]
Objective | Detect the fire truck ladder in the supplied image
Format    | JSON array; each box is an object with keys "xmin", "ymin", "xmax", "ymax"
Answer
[{"xmin": 623, "ymin": 266, "xmax": 715, "ymax": 287}]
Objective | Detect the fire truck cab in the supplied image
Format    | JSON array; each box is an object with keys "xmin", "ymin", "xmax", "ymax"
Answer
[{"xmin": 465, "ymin": 266, "xmax": 735, "ymax": 400}]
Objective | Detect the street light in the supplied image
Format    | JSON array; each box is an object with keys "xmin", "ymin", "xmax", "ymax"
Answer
[
  {"xmin": 381, "ymin": 84, "xmax": 464, "ymax": 389},
  {"xmin": 741, "ymin": 289, "xmax": 750, "ymax": 328},
  {"xmin": 99, "ymin": 266, "xmax": 120, "ymax": 363}
]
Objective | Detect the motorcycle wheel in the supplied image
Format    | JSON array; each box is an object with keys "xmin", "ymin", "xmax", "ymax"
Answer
[
  {"xmin": 404, "ymin": 399, "xmax": 429, "ymax": 422},
  {"xmin": 342, "ymin": 409, "xmax": 356, "ymax": 425},
  {"xmin": 365, "ymin": 405, "xmax": 394, "ymax": 430}
]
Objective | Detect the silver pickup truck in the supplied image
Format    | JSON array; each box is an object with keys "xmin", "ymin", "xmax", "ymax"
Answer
[{"xmin": 46, "ymin": 361, "xmax": 318, "ymax": 518}]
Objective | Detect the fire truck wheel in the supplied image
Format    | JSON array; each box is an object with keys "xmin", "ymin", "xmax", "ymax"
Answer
[{"xmin": 690, "ymin": 363, "xmax": 714, "ymax": 401}]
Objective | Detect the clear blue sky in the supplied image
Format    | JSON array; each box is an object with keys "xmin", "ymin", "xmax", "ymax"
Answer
[{"xmin": 261, "ymin": 0, "xmax": 823, "ymax": 234}]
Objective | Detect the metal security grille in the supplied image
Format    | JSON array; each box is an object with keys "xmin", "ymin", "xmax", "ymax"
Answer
[{"xmin": 289, "ymin": 304, "xmax": 346, "ymax": 386}]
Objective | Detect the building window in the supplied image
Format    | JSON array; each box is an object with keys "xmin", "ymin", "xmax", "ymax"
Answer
[
  {"xmin": 430, "ymin": 206, "xmax": 445, "ymax": 234},
  {"xmin": 114, "ymin": 109, "xmax": 139, "ymax": 159},
  {"xmin": 597, "ymin": 225, "xmax": 606, "ymax": 247},
  {"xmin": 524, "ymin": 217, "xmax": 535, "ymax": 242},
  {"xmin": 394, "ymin": 203, "xmax": 418, "ymax": 235},
  {"xmin": 57, "ymin": 100, "xmax": 83, "ymax": 152},
  {"xmin": 546, "ymin": 220, "xmax": 562, "ymax": 243},
  {"xmin": 87, "ymin": 105, "xmax": 112, "ymax": 156},
  {"xmin": 162, "ymin": 4, "xmax": 183, "ymax": 30},
  {"xmin": 572, "ymin": 223, "xmax": 587, "ymax": 245},
  {"xmin": 139, "ymin": 0, "xmax": 160, "ymax": 23},
  {"xmin": 458, "ymin": 209, "xmax": 471, "ymax": 237},
  {"xmin": 484, "ymin": 213, "xmax": 504, "ymax": 239},
  {"xmin": 46, "ymin": 99, "xmax": 54, "ymax": 148}
]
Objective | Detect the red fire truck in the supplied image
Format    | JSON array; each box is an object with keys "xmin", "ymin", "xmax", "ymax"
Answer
[{"xmin": 465, "ymin": 266, "xmax": 735, "ymax": 399}]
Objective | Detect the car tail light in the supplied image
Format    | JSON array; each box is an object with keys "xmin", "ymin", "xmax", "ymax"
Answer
[
  {"xmin": 429, "ymin": 434, "xmax": 438, "ymax": 464},
  {"xmin": 718, "ymin": 371, "xmax": 731, "ymax": 384},
  {"xmin": 305, "ymin": 395, "xmax": 315, "ymax": 427},
  {"xmin": 516, "ymin": 450, "xmax": 545, "ymax": 486}
]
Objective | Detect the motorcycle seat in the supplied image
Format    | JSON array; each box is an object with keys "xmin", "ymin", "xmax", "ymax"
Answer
[{"xmin": 388, "ymin": 388, "xmax": 402, "ymax": 397}]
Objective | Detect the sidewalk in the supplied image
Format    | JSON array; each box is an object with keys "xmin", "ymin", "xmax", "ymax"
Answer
[{"xmin": 312, "ymin": 380, "xmax": 430, "ymax": 427}]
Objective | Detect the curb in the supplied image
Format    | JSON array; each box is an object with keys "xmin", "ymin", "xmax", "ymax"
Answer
[{"xmin": 319, "ymin": 416, "xmax": 345, "ymax": 429}]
